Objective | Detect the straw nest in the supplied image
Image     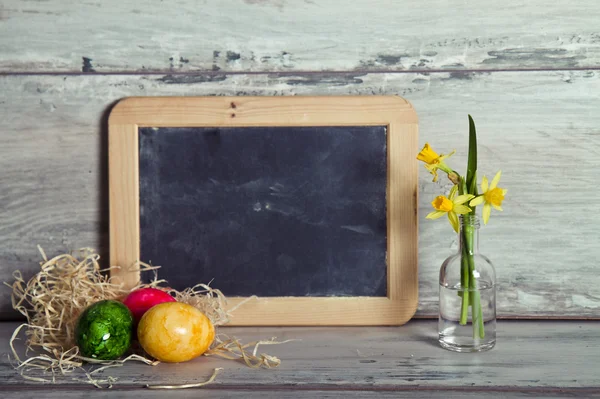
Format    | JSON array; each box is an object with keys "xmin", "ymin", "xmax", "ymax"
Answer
[{"xmin": 6, "ymin": 247, "xmax": 292, "ymax": 388}]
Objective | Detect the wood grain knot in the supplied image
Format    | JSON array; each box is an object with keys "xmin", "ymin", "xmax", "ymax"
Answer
[
  {"xmin": 413, "ymin": 189, "xmax": 418, "ymax": 220},
  {"xmin": 231, "ymin": 113, "xmax": 236, "ymax": 118},
  {"xmin": 230, "ymin": 102, "xmax": 237, "ymax": 109}
]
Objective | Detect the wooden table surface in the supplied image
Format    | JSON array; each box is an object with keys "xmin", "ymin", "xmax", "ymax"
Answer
[{"xmin": 1, "ymin": 320, "xmax": 599, "ymax": 398}]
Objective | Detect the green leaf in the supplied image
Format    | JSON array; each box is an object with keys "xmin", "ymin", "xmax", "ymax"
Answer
[{"xmin": 466, "ymin": 115, "xmax": 478, "ymax": 197}]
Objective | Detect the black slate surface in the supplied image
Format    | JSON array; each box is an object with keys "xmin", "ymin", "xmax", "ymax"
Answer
[{"xmin": 138, "ymin": 126, "xmax": 387, "ymax": 297}]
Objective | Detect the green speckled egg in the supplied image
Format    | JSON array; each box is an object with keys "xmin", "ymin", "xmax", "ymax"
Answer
[{"xmin": 75, "ymin": 300, "xmax": 133, "ymax": 360}]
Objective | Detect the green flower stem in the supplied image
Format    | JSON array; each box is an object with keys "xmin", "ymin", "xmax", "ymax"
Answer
[
  {"xmin": 458, "ymin": 175, "xmax": 470, "ymax": 326},
  {"xmin": 456, "ymin": 171, "xmax": 485, "ymax": 338},
  {"xmin": 459, "ymin": 224, "xmax": 473, "ymax": 326},
  {"xmin": 463, "ymin": 225, "xmax": 485, "ymax": 339},
  {"xmin": 472, "ymin": 253, "xmax": 485, "ymax": 338},
  {"xmin": 468, "ymin": 255, "xmax": 481, "ymax": 339},
  {"xmin": 459, "ymin": 246, "xmax": 470, "ymax": 325},
  {"xmin": 472, "ymin": 291, "xmax": 485, "ymax": 339}
]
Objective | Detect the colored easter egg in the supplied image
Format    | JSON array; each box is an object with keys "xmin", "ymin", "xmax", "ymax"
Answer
[
  {"xmin": 75, "ymin": 300, "xmax": 133, "ymax": 360},
  {"xmin": 122, "ymin": 288, "xmax": 176, "ymax": 323},
  {"xmin": 137, "ymin": 302, "xmax": 215, "ymax": 363}
]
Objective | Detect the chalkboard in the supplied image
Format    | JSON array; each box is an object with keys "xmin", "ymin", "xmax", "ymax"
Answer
[
  {"xmin": 109, "ymin": 96, "xmax": 418, "ymax": 325},
  {"xmin": 139, "ymin": 126, "xmax": 388, "ymax": 297}
]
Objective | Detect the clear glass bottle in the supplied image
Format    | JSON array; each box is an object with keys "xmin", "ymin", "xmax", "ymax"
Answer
[{"xmin": 438, "ymin": 215, "xmax": 496, "ymax": 352}]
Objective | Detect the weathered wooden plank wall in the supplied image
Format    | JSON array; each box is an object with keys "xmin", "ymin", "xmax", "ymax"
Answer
[
  {"xmin": 0, "ymin": 1, "xmax": 599, "ymax": 320},
  {"xmin": 1, "ymin": 1, "xmax": 600, "ymax": 72}
]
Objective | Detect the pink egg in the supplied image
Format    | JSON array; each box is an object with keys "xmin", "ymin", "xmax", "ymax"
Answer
[{"xmin": 123, "ymin": 288, "xmax": 176, "ymax": 323}]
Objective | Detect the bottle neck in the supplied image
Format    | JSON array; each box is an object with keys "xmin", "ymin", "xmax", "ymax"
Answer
[{"xmin": 458, "ymin": 215, "xmax": 480, "ymax": 255}]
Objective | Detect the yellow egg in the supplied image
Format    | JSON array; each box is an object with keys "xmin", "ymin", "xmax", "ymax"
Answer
[{"xmin": 137, "ymin": 302, "xmax": 215, "ymax": 363}]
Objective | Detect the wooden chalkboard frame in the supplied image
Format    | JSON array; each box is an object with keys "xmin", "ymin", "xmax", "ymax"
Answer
[{"xmin": 108, "ymin": 96, "xmax": 418, "ymax": 326}]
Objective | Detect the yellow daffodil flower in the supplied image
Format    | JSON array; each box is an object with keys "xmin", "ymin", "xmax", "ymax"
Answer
[
  {"xmin": 416, "ymin": 143, "xmax": 456, "ymax": 182},
  {"xmin": 469, "ymin": 171, "xmax": 507, "ymax": 225},
  {"xmin": 426, "ymin": 185, "xmax": 475, "ymax": 232}
]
